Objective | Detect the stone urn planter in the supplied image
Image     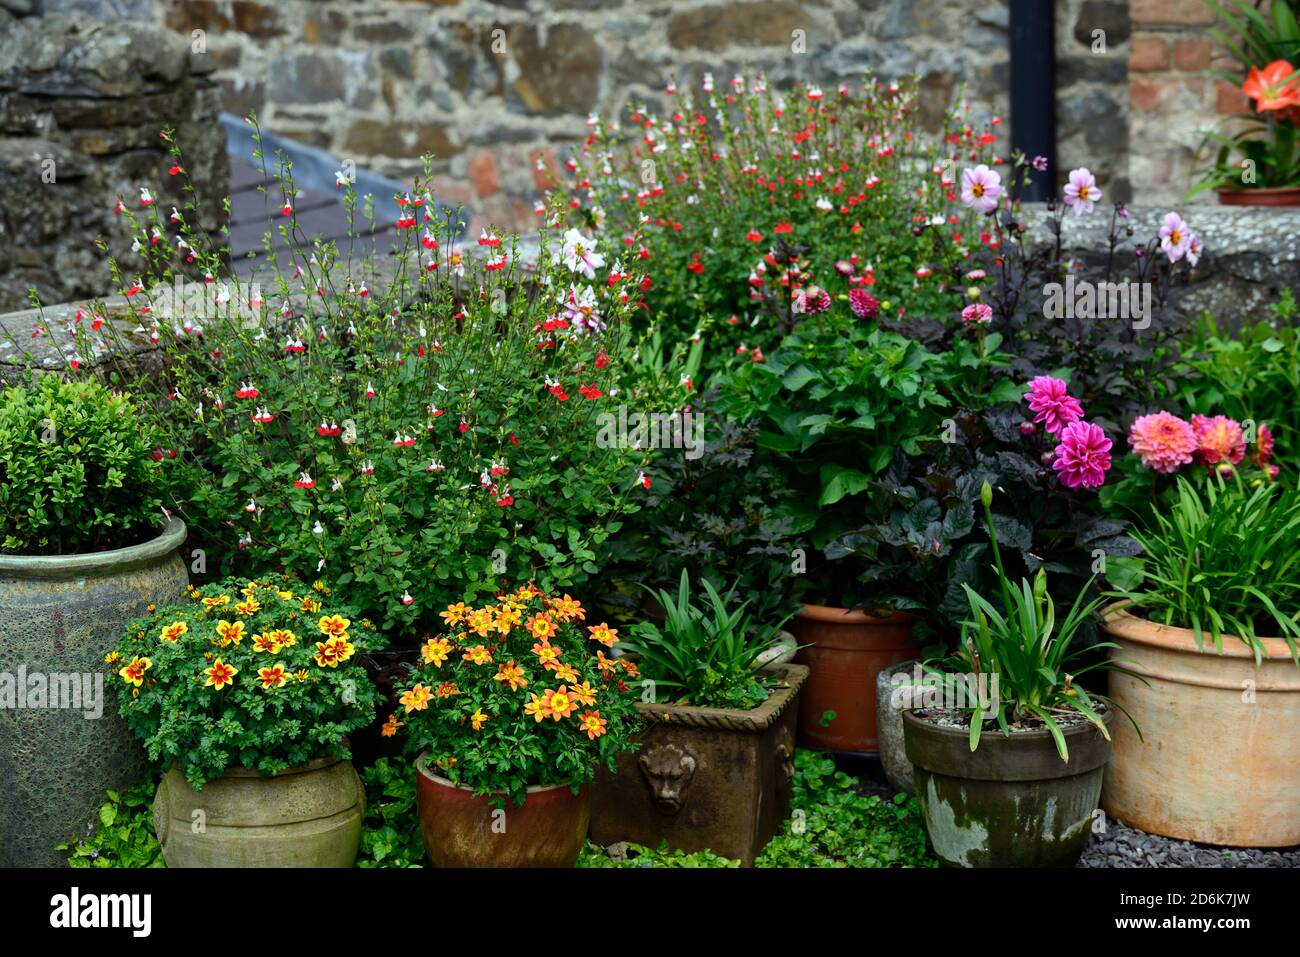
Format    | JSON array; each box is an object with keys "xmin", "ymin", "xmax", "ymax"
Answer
[
  {"xmin": 875, "ymin": 659, "xmax": 921, "ymax": 795},
  {"xmin": 415, "ymin": 754, "xmax": 591, "ymax": 867},
  {"xmin": 789, "ymin": 603, "xmax": 916, "ymax": 753},
  {"xmin": 903, "ymin": 709, "xmax": 1113, "ymax": 867},
  {"xmin": 153, "ymin": 757, "xmax": 364, "ymax": 867},
  {"xmin": 589, "ymin": 662, "xmax": 808, "ymax": 866},
  {"xmin": 0, "ymin": 518, "xmax": 187, "ymax": 867},
  {"xmin": 1101, "ymin": 605, "xmax": 1300, "ymax": 847}
]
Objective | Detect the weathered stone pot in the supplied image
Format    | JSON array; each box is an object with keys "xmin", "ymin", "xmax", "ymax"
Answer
[
  {"xmin": 790, "ymin": 603, "xmax": 916, "ymax": 753},
  {"xmin": 904, "ymin": 709, "xmax": 1113, "ymax": 867},
  {"xmin": 0, "ymin": 518, "xmax": 187, "ymax": 867},
  {"xmin": 153, "ymin": 757, "xmax": 364, "ymax": 867},
  {"xmin": 589, "ymin": 663, "xmax": 808, "ymax": 866},
  {"xmin": 1101, "ymin": 605, "xmax": 1300, "ymax": 847},
  {"xmin": 415, "ymin": 754, "xmax": 590, "ymax": 867},
  {"xmin": 876, "ymin": 659, "xmax": 921, "ymax": 795}
]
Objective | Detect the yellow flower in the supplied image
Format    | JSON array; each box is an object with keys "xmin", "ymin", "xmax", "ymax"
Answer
[
  {"xmin": 527, "ymin": 614, "xmax": 557, "ymax": 641},
  {"xmin": 470, "ymin": 708, "xmax": 488, "ymax": 731},
  {"xmin": 257, "ymin": 664, "xmax": 288, "ymax": 689},
  {"xmin": 553, "ymin": 662, "xmax": 578, "ymax": 683},
  {"xmin": 531, "ymin": 641, "xmax": 561, "ymax": 671},
  {"xmin": 545, "ymin": 686, "xmax": 577, "ymax": 720},
  {"xmin": 203, "ymin": 658, "xmax": 238, "ymax": 690},
  {"xmin": 421, "ymin": 637, "xmax": 454, "ymax": 667},
  {"xmin": 104, "ymin": 650, "xmax": 122, "ymax": 666},
  {"xmin": 234, "ymin": 598, "xmax": 261, "ymax": 616},
  {"xmin": 201, "ymin": 594, "xmax": 230, "ymax": 610},
  {"xmin": 466, "ymin": 608, "xmax": 495, "ymax": 638},
  {"xmin": 570, "ymin": 681, "xmax": 598, "ymax": 707},
  {"xmin": 523, "ymin": 692, "xmax": 550, "ymax": 722},
  {"xmin": 271, "ymin": 629, "xmax": 297, "ymax": 648},
  {"xmin": 252, "ymin": 632, "xmax": 281, "ymax": 654},
  {"xmin": 440, "ymin": 602, "xmax": 470, "ymax": 627},
  {"xmin": 400, "ymin": 683, "xmax": 433, "ymax": 713},
  {"xmin": 301, "ymin": 596, "xmax": 321, "ymax": 614},
  {"xmin": 587, "ymin": 622, "xmax": 618, "ymax": 647},
  {"xmin": 494, "ymin": 660, "xmax": 528, "ymax": 691},
  {"xmin": 577, "ymin": 710, "xmax": 607, "ymax": 740},
  {"xmin": 381, "ymin": 713, "xmax": 404, "ymax": 737},
  {"xmin": 313, "ymin": 637, "xmax": 353, "ymax": 668},
  {"xmin": 294, "ymin": 669, "xmax": 311, "ymax": 682},
  {"xmin": 215, "ymin": 620, "xmax": 245, "ymax": 648},
  {"xmin": 276, "ymin": 589, "xmax": 295, "ymax": 601},
  {"xmin": 318, "ymin": 614, "xmax": 350, "ymax": 637},
  {"xmin": 159, "ymin": 621, "xmax": 188, "ymax": 643},
  {"xmin": 549, "ymin": 594, "xmax": 585, "ymax": 623},
  {"xmin": 146, "ymin": 603, "xmax": 156, "ymax": 613},
  {"xmin": 118, "ymin": 656, "xmax": 151, "ymax": 687},
  {"xmin": 494, "ymin": 604, "xmax": 522, "ymax": 635}
]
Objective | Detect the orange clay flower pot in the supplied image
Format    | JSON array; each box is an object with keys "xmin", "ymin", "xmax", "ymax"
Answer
[
  {"xmin": 789, "ymin": 603, "xmax": 917, "ymax": 753},
  {"xmin": 1216, "ymin": 185, "xmax": 1300, "ymax": 206},
  {"xmin": 415, "ymin": 754, "xmax": 590, "ymax": 867},
  {"xmin": 1101, "ymin": 604, "xmax": 1300, "ymax": 847}
]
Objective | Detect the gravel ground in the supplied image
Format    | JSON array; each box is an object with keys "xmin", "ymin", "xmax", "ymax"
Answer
[{"xmin": 1079, "ymin": 821, "xmax": 1300, "ymax": 868}]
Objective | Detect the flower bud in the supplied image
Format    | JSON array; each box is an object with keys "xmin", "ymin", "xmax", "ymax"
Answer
[{"xmin": 980, "ymin": 481, "xmax": 993, "ymax": 508}]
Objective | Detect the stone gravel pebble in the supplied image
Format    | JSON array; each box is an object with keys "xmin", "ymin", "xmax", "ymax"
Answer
[{"xmin": 1079, "ymin": 821, "xmax": 1300, "ymax": 868}]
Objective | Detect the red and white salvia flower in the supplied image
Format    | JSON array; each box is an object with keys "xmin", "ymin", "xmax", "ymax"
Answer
[
  {"xmin": 478, "ymin": 228, "xmax": 501, "ymax": 247},
  {"xmin": 113, "ymin": 198, "xmax": 126, "ymax": 215},
  {"xmin": 295, "ymin": 471, "xmax": 315, "ymax": 489},
  {"xmin": 236, "ymin": 381, "xmax": 259, "ymax": 399},
  {"xmin": 637, "ymin": 470, "xmax": 652, "ymax": 490},
  {"xmin": 426, "ymin": 459, "xmax": 445, "ymax": 472},
  {"xmin": 360, "ymin": 460, "xmax": 375, "ymax": 476},
  {"xmin": 281, "ymin": 201, "xmax": 293, "ymax": 217},
  {"xmin": 139, "ymin": 187, "xmax": 154, "ymax": 206},
  {"xmin": 312, "ymin": 521, "xmax": 324, "ymax": 535},
  {"xmin": 392, "ymin": 431, "xmax": 416, "ymax": 447},
  {"xmin": 401, "ymin": 592, "xmax": 415, "ymax": 606},
  {"xmin": 365, "ymin": 381, "xmax": 376, "ymax": 399},
  {"xmin": 251, "ymin": 407, "xmax": 273, "ymax": 424}
]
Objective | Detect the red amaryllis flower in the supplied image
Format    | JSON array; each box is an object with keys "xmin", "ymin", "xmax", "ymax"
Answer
[{"xmin": 1242, "ymin": 60, "xmax": 1300, "ymax": 112}]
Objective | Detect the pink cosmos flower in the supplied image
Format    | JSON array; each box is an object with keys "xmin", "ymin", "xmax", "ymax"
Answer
[
  {"xmin": 961, "ymin": 303, "xmax": 993, "ymax": 324},
  {"xmin": 849, "ymin": 289, "xmax": 879, "ymax": 319},
  {"xmin": 1052, "ymin": 421, "xmax": 1112, "ymax": 490},
  {"xmin": 1191, "ymin": 414, "xmax": 1245, "ymax": 467},
  {"xmin": 1025, "ymin": 375, "xmax": 1084, "ymax": 436},
  {"xmin": 960, "ymin": 165, "xmax": 1002, "ymax": 214},
  {"xmin": 1159, "ymin": 212, "xmax": 1191, "ymax": 263},
  {"xmin": 1129, "ymin": 411, "xmax": 1196, "ymax": 473},
  {"xmin": 1063, "ymin": 168, "xmax": 1102, "ymax": 216}
]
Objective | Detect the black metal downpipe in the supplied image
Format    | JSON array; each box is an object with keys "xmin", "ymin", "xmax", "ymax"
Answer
[{"xmin": 1009, "ymin": 0, "xmax": 1056, "ymax": 201}]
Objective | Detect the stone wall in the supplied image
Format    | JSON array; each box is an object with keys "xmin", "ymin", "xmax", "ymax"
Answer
[{"xmin": 0, "ymin": 8, "xmax": 229, "ymax": 312}]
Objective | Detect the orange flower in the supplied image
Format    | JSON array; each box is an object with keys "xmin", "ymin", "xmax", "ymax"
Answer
[
  {"xmin": 318, "ymin": 614, "xmax": 351, "ymax": 637},
  {"xmin": 577, "ymin": 710, "xmax": 607, "ymax": 740},
  {"xmin": 234, "ymin": 598, "xmax": 260, "ymax": 616},
  {"xmin": 257, "ymin": 664, "xmax": 288, "ymax": 689},
  {"xmin": 553, "ymin": 662, "xmax": 578, "ymax": 683},
  {"xmin": 569, "ymin": 680, "xmax": 598, "ymax": 707},
  {"xmin": 421, "ymin": 636, "xmax": 454, "ymax": 667},
  {"xmin": 595, "ymin": 650, "xmax": 618, "ymax": 674},
  {"xmin": 587, "ymin": 622, "xmax": 618, "ymax": 647},
  {"xmin": 215, "ymin": 620, "xmax": 245, "ymax": 648},
  {"xmin": 470, "ymin": 708, "xmax": 489, "ymax": 731},
  {"xmin": 548, "ymin": 594, "xmax": 585, "ymax": 622},
  {"xmin": 494, "ymin": 604, "xmax": 522, "ymax": 634},
  {"xmin": 514, "ymin": 583, "xmax": 541, "ymax": 601},
  {"xmin": 159, "ymin": 621, "xmax": 188, "ymax": 643},
  {"xmin": 400, "ymin": 683, "xmax": 433, "ymax": 713},
  {"xmin": 527, "ymin": 614, "xmax": 557, "ymax": 641},
  {"xmin": 301, "ymin": 596, "xmax": 321, "ymax": 614},
  {"xmin": 544, "ymin": 686, "xmax": 578, "ymax": 720},
  {"xmin": 381, "ymin": 713, "xmax": 404, "ymax": 737},
  {"xmin": 466, "ymin": 608, "xmax": 496, "ymax": 638},
  {"xmin": 251, "ymin": 632, "xmax": 281, "ymax": 654},
  {"xmin": 462, "ymin": 644, "xmax": 494, "ymax": 665},
  {"xmin": 531, "ymin": 641, "xmax": 561, "ymax": 670},
  {"xmin": 494, "ymin": 660, "xmax": 528, "ymax": 691},
  {"xmin": 523, "ymin": 691, "xmax": 551, "ymax": 722},
  {"xmin": 204, "ymin": 658, "xmax": 238, "ymax": 690},
  {"xmin": 118, "ymin": 656, "xmax": 151, "ymax": 687},
  {"xmin": 1243, "ymin": 60, "xmax": 1300, "ymax": 111},
  {"xmin": 435, "ymin": 682, "xmax": 460, "ymax": 698},
  {"xmin": 617, "ymin": 658, "xmax": 640, "ymax": 679},
  {"xmin": 440, "ymin": 602, "xmax": 471, "ymax": 627},
  {"xmin": 201, "ymin": 594, "xmax": 230, "ymax": 610}
]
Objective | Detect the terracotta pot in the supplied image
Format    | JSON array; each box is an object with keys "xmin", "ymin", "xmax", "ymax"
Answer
[
  {"xmin": 0, "ymin": 519, "xmax": 187, "ymax": 867},
  {"xmin": 789, "ymin": 603, "xmax": 916, "ymax": 752},
  {"xmin": 1101, "ymin": 604, "xmax": 1300, "ymax": 847},
  {"xmin": 415, "ymin": 754, "xmax": 590, "ymax": 867},
  {"xmin": 153, "ymin": 757, "xmax": 365, "ymax": 867},
  {"xmin": 1216, "ymin": 185, "xmax": 1300, "ymax": 206},
  {"xmin": 904, "ymin": 709, "xmax": 1112, "ymax": 867},
  {"xmin": 589, "ymin": 663, "xmax": 808, "ymax": 866}
]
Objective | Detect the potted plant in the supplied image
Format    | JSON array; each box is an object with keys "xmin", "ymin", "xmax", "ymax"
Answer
[
  {"xmin": 902, "ymin": 483, "xmax": 1131, "ymax": 867},
  {"xmin": 588, "ymin": 570, "xmax": 807, "ymax": 865},
  {"xmin": 111, "ymin": 574, "xmax": 383, "ymax": 867},
  {"xmin": 0, "ymin": 376, "xmax": 186, "ymax": 867},
  {"xmin": 1193, "ymin": 1, "xmax": 1300, "ymax": 204},
  {"xmin": 394, "ymin": 586, "xmax": 639, "ymax": 867},
  {"xmin": 1103, "ymin": 474, "xmax": 1300, "ymax": 847}
]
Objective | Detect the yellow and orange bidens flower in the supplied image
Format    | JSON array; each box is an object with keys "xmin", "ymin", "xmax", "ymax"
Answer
[
  {"xmin": 393, "ymin": 589, "xmax": 640, "ymax": 808},
  {"xmin": 109, "ymin": 574, "xmax": 384, "ymax": 791}
]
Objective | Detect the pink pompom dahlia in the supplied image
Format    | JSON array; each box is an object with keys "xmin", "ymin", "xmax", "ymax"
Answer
[
  {"xmin": 1052, "ymin": 420, "xmax": 1112, "ymax": 490},
  {"xmin": 1128, "ymin": 411, "xmax": 1196, "ymax": 473},
  {"xmin": 1025, "ymin": 375, "xmax": 1084, "ymax": 436},
  {"xmin": 848, "ymin": 288, "xmax": 879, "ymax": 320},
  {"xmin": 1191, "ymin": 414, "xmax": 1245, "ymax": 467}
]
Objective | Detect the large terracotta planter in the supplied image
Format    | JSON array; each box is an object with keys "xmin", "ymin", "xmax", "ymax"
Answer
[
  {"xmin": 1216, "ymin": 185, "xmax": 1300, "ymax": 206},
  {"xmin": 904, "ymin": 709, "xmax": 1112, "ymax": 867},
  {"xmin": 415, "ymin": 754, "xmax": 590, "ymax": 867},
  {"xmin": 0, "ymin": 519, "xmax": 187, "ymax": 867},
  {"xmin": 153, "ymin": 757, "xmax": 364, "ymax": 867},
  {"xmin": 589, "ymin": 662, "xmax": 808, "ymax": 866},
  {"xmin": 1101, "ymin": 605, "xmax": 1300, "ymax": 847},
  {"xmin": 789, "ymin": 603, "xmax": 916, "ymax": 752}
]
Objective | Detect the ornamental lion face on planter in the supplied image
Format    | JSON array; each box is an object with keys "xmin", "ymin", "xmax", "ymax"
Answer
[{"xmin": 638, "ymin": 743, "xmax": 697, "ymax": 815}]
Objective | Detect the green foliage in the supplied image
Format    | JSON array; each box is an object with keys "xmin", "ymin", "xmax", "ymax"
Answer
[
  {"xmin": 356, "ymin": 758, "xmax": 424, "ymax": 868},
  {"xmin": 577, "ymin": 840, "xmax": 741, "ymax": 868},
  {"xmin": 395, "ymin": 589, "xmax": 641, "ymax": 807},
  {"xmin": 0, "ymin": 376, "xmax": 166, "ymax": 554},
  {"xmin": 922, "ymin": 483, "xmax": 1128, "ymax": 761},
  {"xmin": 112, "ymin": 574, "xmax": 384, "ymax": 789},
  {"xmin": 1122, "ymin": 474, "xmax": 1300, "ymax": 663},
  {"xmin": 55, "ymin": 784, "xmax": 164, "ymax": 868},
  {"xmin": 620, "ymin": 569, "xmax": 794, "ymax": 710}
]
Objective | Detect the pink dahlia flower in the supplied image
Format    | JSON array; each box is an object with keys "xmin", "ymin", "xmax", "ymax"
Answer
[
  {"xmin": 1025, "ymin": 375, "xmax": 1084, "ymax": 436},
  {"xmin": 1052, "ymin": 421, "xmax": 1112, "ymax": 490},
  {"xmin": 848, "ymin": 288, "xmax": 879, "ymax": 319},
  {"xmin": 961, "ymin": 303, "xmax": 993, "ymax": 324},
  {"xmin": 1128, "ymin": 411, "xmax": 1196, "ymax": 473},
  {"xmin": 1191, "ymin": 414, "xmax": 1245, "ymax": 467},
  {"xmin": 793, "ymin": 285, "xmax": 832, "ymax": 314},
  {"xmin": 1257, "ymin": 422, "xmax": 1275, "ymax": 464}
]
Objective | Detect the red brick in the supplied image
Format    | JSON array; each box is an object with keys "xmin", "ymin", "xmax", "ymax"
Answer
[
  {"xmin": 430, "ymin": 175, "xmax": 473, "ymax": 207},
  {"xmin": 1131, "ymin": 0, "xmax": 1215, "ymax": 25},
  {"xmin": 1216, "ymin": 80, "xmax": 1252, "ymax": 115},
  {"xmin": 468, "ymin": 151, "xmax": 499, "ymax": 198},
  {"xmin": 530, "ymin": 147, "xmax": 561, "ymax": 192},
  {"xmin": 1129, "ymin": 36, "xmax": 1170, "ymax": 72},
  {"xmin": 1174, "ymin": 38, "xmax": 1212, "ymax": 71},
  {"xmin": 1129, "ymin": 76, "xmax": 1206, "ymax": 112}
]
